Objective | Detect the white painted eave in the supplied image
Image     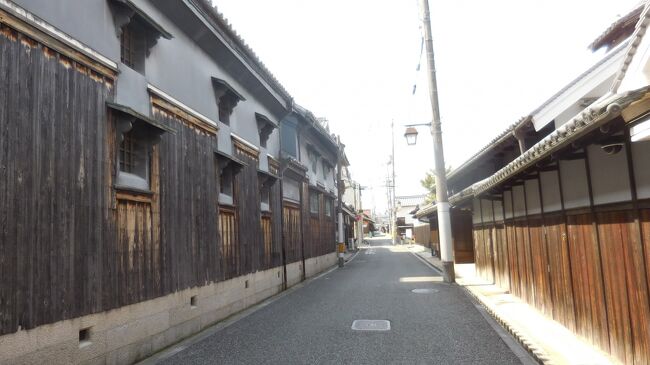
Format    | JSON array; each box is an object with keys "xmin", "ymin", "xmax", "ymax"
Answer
[{"xmin": 532, "ymin": 42, "xmax": 627, "ymax": 131}]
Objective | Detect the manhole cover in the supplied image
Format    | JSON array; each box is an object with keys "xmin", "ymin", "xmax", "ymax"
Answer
[
  {"xmin": 351, "ymin": 320, "xmax": 391, "ymax": 331},
  {"xmin": 411, "ymin": 288, "xmax": 438, "ymax": 294}
]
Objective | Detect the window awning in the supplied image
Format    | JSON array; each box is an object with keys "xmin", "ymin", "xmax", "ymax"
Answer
[
  {"xmin": 258, "ymin": 168, "xmax": 279, "ymax": 187},
  {"xmin": 212, "ymin": 77, "xmax": 246, "ymax": 101},
  {"xmin": 256, "ymin": 113, "xmax": 276, "ymax": 146},
  {"xmin": 107, "ymin": 101, "xmax": 176, "ymax": 134},
  {"xmin": 215, "ymin": 150, "xmax": 247, "ymax": 167},
  {"xmin": 110, "ymin": 0, "xmax": 173, "ymax": 40}
]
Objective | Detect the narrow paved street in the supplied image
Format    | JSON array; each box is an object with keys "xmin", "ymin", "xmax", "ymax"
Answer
[{"xmin": 152, "ymin": 238, "xmax": 531, "ymax": 364}]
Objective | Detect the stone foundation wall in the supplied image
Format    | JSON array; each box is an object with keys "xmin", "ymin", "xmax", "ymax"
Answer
[{"xmin": 0, "ymin": 252, "xmax": 337, "ymax": 365}]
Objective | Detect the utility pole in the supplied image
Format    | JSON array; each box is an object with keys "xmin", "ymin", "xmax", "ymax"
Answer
[
  {"xmin": 390, "ymin": 120, "xmax": 397, "ymax": 245},
  {"xmin": 357, "ymin": 183, "xmax": 364, "ymax": 246},
  {"xmin": 419, "ymin": 0, "xmax": 454, "ymax": 283},
  {"xmin": 336, "ymin": 135, "xmax": 345, "ymax": 268}
]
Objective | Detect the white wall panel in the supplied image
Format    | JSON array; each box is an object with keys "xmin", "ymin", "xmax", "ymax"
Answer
[
  {"xmin": 540, "ymin": 170, "xmax": 562, "ymax": 212},
  {"xmin": 512, "ymin": 185, "xmax": 526, "ymax": 217},
  {"xmin": 525, "ymin": 179, "xmax": 542, "ymax": 215},
  {"xmin": 559, "ymin": 159, "xmax": 590, "ymax": 209},
  {"xmin": 632, "ymin": 139, "xmax": 650, "ymax": 199},
  {"xmin": 587, "ymin": 144, "xmax": 632, "ymax": 205}
]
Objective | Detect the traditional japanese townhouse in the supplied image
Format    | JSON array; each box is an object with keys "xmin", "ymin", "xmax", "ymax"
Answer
[
  {"xmin": 395, "ymin": 194, "xmax": 426, "ymax": 242},
  {"xmin": 278, "ymin": 105, "xmax": 340, "ymax": 285},
  {"xmin": 418, "ymin": 3, "xmax": 650, "ymax": 364},
  {"xmin": 0, "ymin": 0, "xmax": 346, "ymax": 363}
]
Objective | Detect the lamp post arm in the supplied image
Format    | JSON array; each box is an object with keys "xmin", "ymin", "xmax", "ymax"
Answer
[{"xmin": 403, "ymin": 123, "xmax": 432, "ymax": 127}]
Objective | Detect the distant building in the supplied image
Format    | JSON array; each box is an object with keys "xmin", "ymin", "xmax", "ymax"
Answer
[{"xmin": 395, "ymin": 195, "xmax": 427, "ymax": 241}]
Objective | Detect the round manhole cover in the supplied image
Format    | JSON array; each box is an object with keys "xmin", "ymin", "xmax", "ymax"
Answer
[{"xmin": 411, "ymin": 288, "xmax": 438, "ymax": 294}]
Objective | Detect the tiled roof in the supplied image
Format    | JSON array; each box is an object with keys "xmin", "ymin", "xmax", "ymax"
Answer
[
  {"xmin": 194, "ymin": 0, "xmax": 293, "ymax": 105},
  {"xmin": 612, "ymin": 2, "xmax": 650, "ymax": 92},
  {"xmin": 446, "ymin": 116, "xmax": 529, "ymax": 183},
  {"xmin": 396, "ymin": 194, "xmax": 428, "ymax": 207},
  {"xmin": 448, "ymin": 39, "xmax": 629, "ymax": 186},
  {"xmin": 417, "ymin": 87, "xmax": 650, "ymax": 218},
  {"xmin": 473, "ymin": 87, "xmax": 650, "ymax": 195},
  {"xmin": 589, "ymin": 2, "xmax": 645, "ymax": 52}
]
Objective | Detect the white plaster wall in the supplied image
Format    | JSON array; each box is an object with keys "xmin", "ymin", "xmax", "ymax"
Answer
[
  {"xmin": 632, "ymin": 139, "xmax": 650, "ymax": 199},
  {"xmin": 481, "ymin": 199, "xmax": 494, "ymax": 224},
  {"xmin": 559, "ymin": 159, "xmax": 590, "ymax": 210},
  {"xmin": 540, "ymin": 170, "xmax": 562, "ymax": 212},
  {"xmin": 587, "ymin": 144, "xmax": 632, "ymax": 205},
  {"xmin": 512, "ymin": 186, "xmax": 526, "ymax": 217},
  {"xmin": 285, "ymin": 261, "xmax": 303, "ymax": 288},
  {"xmin": 472, "ymin": 198, "xmax": 481, "ymax": 224},
  {"xmin": 304, "ymin": 253, "xmax": 337, "ymax": 278},
  {"xmin": 504, "ymin": 190, "xmax": 513, "ymax": 219},
  {"xmin": 493, "ymin": 199, "xmax": 504, "ymax": 222},
  {"xmin": 525, "ymin": 179, "xmax": 542, "ymax": 215}
]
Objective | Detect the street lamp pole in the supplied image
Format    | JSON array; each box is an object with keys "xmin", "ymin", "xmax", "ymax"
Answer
[
  {"xmin": 418, "ymin": 0, "xmax": 455, "ymax": 283},
  {"xmin": 336, "ymin": 135, "xmax": 345, "ymax": 268},
  {"xmin": 391, "ymin": 120, "xmax": 397, "ymax": 245}
]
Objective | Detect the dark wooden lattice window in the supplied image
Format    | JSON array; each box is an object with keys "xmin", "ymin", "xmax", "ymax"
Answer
[
  {"xmin": 119, "ymin": 131, "xmax": 136, "ymax": 173},
  {"xmin": 261, "ymin": 214, "xmax": 273, "ymax": 268},
  {"xmin": 120, "ymin": 25, "xmax": 136, "ymax": 68},
  {"xmin": 117, "ymin": 126, "xmax": 151, "ymax": 190},
  {"xmin": 219, "ymin": 207, "xmax": 239, "ymax": 279}
]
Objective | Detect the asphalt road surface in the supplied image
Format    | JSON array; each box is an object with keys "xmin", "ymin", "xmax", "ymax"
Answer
[{"xmin": 152, "ymin": 237, "xmax": 533, "ymax": 364}]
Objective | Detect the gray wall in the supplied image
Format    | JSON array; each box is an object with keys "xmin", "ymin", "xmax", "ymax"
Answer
[
  {"xmin": 13, "ymin": 0, "xmax": 285, "ymax": 166},
  {"xmin": 633, "ymin": 139, "xmax": 650, "ymax": 199},
  {"xmin": 14, "ymin": 0, "xmax": 119, "ymax": 59}
]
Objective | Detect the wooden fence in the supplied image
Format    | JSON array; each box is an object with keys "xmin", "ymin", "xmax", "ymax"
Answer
[{"xmin": 473, "ymin": 204, "xmax": 650, "ymax": 365}]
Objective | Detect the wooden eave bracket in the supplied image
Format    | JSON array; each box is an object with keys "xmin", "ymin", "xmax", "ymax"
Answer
[
  {"xmin": 215, "ymin": 150, "xmax": 246, "ymax": 175},
  {"xmin": 258, "ymin": 169, "xmax": 278, "ymax": 188},
  {"xmin": 212, "ymin": 77, "xmax": 246, "ymax": 105},
  {"xmin": 255, "ymin": 112, "xmax": 276, "ymax": 144},
  {"xmin": 107, "ymin": 101, "xmax": 175, "ymax": 136},
  {"xmin": 280, "ymin": 157, "xmax": 308, "ymax": 180},
  {"xmin": 109, "ymin": 0, "xmax": 173, "ymax": 39}
]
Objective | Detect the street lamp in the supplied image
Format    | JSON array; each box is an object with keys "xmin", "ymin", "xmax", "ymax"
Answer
[
  {"xmin": 402, "ymin": 0, "xmax": 456, "ymax": 283},
  {"xmin": 404, "ymin": 127, "xmax": 419, "ymax": 146}
]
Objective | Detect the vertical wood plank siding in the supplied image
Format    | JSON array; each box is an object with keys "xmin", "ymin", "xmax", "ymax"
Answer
[
  {"xmin": 233, "ymin": 146, "xmax": 261, "ymax": 274},
  {"xmin": 0, "ymin": 26, "xmax": 114, "ymax": 335},
  {"xmin": 283, "ymin": 202, "xmax": 303, "ymax": 264},
  {"xmin": 0, "ymin": 15, "xmax": 338, "ymax": 342},
  {"xmin": 219, "ymin": 207, "xmax": 238, "ymax": 280},
  {"xmin": 154, "ymin": 107, "xmax": 220, "ymax": 290},
  {"xmin": 472, "ymin": 173, "xmax": 650, "ymax": 362}
]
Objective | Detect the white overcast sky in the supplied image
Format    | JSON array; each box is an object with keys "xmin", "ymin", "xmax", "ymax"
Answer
[{"xmin": 213, "ymin": 0, "xmax": 640, "ymax": 214}]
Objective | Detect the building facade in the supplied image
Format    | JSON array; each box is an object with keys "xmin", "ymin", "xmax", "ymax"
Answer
[
  {"xmin": 0, "ymin": 0, "xmax": 345, "ymax": 363},
  {"xmin": 417, "ymin": 3, "xmax": 650, "ymax": 364}
]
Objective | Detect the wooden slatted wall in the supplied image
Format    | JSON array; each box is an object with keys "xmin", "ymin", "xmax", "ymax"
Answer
[
  {"xmin": 0, "ymin": 26, "xmax": 115, "ymax": 335},
  {"xmin": 219, "ymin": 207, "xmax": 239, "ymax": 280},
  {"xmin": 283, "ymin": 202, "xmax": 303, "ymax": 264},
  {"xmin": 471, "ymin": 148, "xmax": 650, "ymax": 364}
]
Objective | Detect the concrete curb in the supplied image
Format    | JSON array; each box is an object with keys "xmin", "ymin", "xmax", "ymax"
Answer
[
  {"xmin": 410, "ymin": 248, "xmax": 549, "ymax": 365},
  {"xmin": 461, "ymin": 286, "xmax": 549, "ymax": 365}
]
